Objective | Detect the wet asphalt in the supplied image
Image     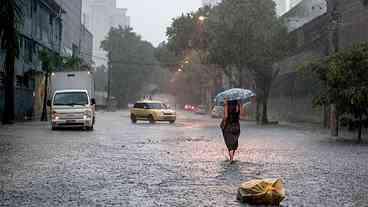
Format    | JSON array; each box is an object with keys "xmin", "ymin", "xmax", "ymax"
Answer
[{"xmin": 0, "ymin": 111, "xmax": 368, "ymax": 207}]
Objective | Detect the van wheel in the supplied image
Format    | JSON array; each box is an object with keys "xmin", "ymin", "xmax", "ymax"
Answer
[
  {"xmin": 149, "ymin": 115, "xmax": 155, "ymax": 124},
  {"xmin": 169, "ymin": 120, "xmax": 175, "ymax": 124}
]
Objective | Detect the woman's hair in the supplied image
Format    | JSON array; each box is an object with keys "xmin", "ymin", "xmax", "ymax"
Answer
[{"xmin": 227, "ymin": 100, "xmax": 238, "ymax": 106}]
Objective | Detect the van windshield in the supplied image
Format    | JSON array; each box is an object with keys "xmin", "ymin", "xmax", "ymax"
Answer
[{"xmin": 53, "ymin": 92, "xmax": 89, "ymax": 106}]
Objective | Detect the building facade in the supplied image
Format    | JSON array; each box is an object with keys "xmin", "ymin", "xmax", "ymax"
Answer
[
  {"xmin": 82, "ymin": 0, "xmax": 130, "ymax": 66},
  {"xmin": 1, "ymin": 0, "xmax": 94, "ymax": 121},
  {"xmin": 275, "ymin": 0, "xmax": 304, "ymax": 15},
  {"xmin": 282, "ymin": 0, "xmax": 327, "ymax": 32},
  {"xmin": 54, "ymin": 0, "xmax": 93, "ymax": 66},
  {"xmin": 81, "ymin": 25, "xmax": 93, "ymax": 66},
  {"xmin": 55, "ymin": 0, "xmax": 82, "ymax": 57},
  {"xmin": 270, "ymin": 0, "xmax": 368, "ymax": 123},
  {"xmin": 0, "ymin": 0, "xmax": 63, "ymax": 120}
]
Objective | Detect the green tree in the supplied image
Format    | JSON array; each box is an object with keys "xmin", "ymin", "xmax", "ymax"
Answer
[
  {"xmin": 166, "ymin": 6, "xmax": 219, "ymax": 105},
  {"xmin": 101, "ymin": 27, "xmax": 161, "ymax": 107},
  {"xmin": 207, "ymin": 0, "xmax": 288, "ymax": 124},
  {"xmin": 308, "ymin": 43, "xmax": 368, "ymax": 142},
  {"xmin": 0, "ymin": 0, "xmax": 23, "ymax": 124},
  {"xmin": 166, "ymin": 6, "xmax": 211, "ymax": 56},
  {"xmin": 155, "ymin": 41, "xmax": 180, "ymax": 72}
]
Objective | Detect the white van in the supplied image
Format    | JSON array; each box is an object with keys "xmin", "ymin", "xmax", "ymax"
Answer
[{"xmin": 48, "ymin": 89, "xmax": 95, "ymax": 130}]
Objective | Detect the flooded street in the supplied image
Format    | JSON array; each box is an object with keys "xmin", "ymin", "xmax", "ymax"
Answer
[{"xmin": 1, "ymin": 111, "xmax": 368, "ymax": 207}]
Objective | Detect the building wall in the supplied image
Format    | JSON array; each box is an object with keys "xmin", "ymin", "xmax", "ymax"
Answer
[
  {"xmin": 275, "ymin": 0, "xmax": 288, "ymax": 15},
  {"xmin": 271, "ymin": 0, "xmax": 368, "ymax": 123},
  {"xmin": 337, "ymin": 0, "xmax": 368, "ymax": 49},
  {"xmin": 82, "ymin": 0, "xmax": 130, "ymax": 66},
  {"xmin": 55, "ymin": 0, "xmax": 82, "ymax": 56},
  {"xmin": 0, "ymin": 0, "xmax": 64, "ymax": 121},
  {"xmin": 81, "ymin": 25, "xmax": 93, "ymax": 66},
  {"xmin": 283, "ymin": 0, "xmax": 327, "ymax": 32}
]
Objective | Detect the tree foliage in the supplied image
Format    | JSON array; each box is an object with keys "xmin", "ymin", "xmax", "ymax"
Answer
[
  {"xmin": 165, "ymin": 1, "xmax": 289, "ymax": 123},
  {"xmin": 309, "ymin": 43, "xmax": 368, "ymax": 142},
  {"xmin": 166, "ymin": 6, "xmax": 211, "ymax": 56},
  {"xmin": 101, "ymin": 27, "xmax": 168, "ymax": 107}
]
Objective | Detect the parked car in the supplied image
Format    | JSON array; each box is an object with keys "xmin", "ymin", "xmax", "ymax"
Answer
[
  {"xmin": 130, "ymin": 100, "xmax": 176, "ymax": 124},
  {"xmin": 211, "ymin": 105, "xmax": 224, "ymax": 118},
  {"xmin": 195, "ymin": 105, "xmax": 208, "ymax": 115}
]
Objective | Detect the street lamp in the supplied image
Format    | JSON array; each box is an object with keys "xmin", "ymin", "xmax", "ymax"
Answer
[{"xmin": 198, "ymin": 16, "xmax": 207, "ymax": 22}]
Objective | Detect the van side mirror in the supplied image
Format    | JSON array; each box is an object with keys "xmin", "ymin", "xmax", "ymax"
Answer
[
  {"xmin": 47, "ymin": 100, "xmax": 51, "ymax": 107},
  {"xmin": 91, "ymin": 98, "xmax": 96, "ymax": 105}
]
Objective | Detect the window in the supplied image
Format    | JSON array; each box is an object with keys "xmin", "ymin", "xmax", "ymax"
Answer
[
  {"xmin": 134, "ymin": 103, "xmax": 144, "ymax": 109},
  {"xmin": 145, "ymin": 103, "xmax": 166, "ymax": 109},
  {"xmin": 53, "ymin": 92, "xmax": 89, "ymax": 106},
  {"xmin": 16, "ymin": 76, "xmax": 22, "ymax": 88},
  {"xmin": 23, "ymin": 75, "xmax": 30, "ymax": 88},
  {"xmin": 0, "ymin": 72, "xmax": 4, "ymax": 86},
  {"xmin": 72, "ymin": 44, "xmax": 79, "ymax": 57},
  {"xmin": 23, "ymin": 39, "xmax": 34, "ymax": 63}
]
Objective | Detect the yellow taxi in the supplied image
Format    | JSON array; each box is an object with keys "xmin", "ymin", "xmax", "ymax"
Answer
[{"xmin": 130, "ymin": 100, "xmax": 176, "ymax": 124}]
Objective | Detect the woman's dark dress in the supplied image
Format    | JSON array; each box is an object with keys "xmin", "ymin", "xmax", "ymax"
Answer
[{"xmin": 221, "ymin": 101, "xmax": 241, "ymax": 151}]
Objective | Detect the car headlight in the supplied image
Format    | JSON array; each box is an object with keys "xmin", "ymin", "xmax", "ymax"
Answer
[
  {"xmin": 52, "ymin": 111, "xmax": 59, "ymax": 119},
  {"xmin": 84, "ymin": 110, "xmax": 92, "ymax": 118}
]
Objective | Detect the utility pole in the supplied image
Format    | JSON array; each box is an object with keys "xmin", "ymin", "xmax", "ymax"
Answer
[
  {"xmin": 107, "ymin": 56, "xmax": 111, "ymax": 105},
  {"xmin": 327, "ymin": 0, "xmax": 340, "ymax": 136}
]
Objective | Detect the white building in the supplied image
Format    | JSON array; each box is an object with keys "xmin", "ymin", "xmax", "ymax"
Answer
[
  {"xmin": 274, "ymin": 0, "xmax": 304, "ymax": 15},
  {"xmin": 282, "ymin": 0, "xmax": 327, "ymax": 32},
  {"xmin": 82, "ymin": 0, "xmax": 130, "ymax": 66},
  {"xmin": 202, "ymin": 0, "xmax": 222, "ymax": 7}
]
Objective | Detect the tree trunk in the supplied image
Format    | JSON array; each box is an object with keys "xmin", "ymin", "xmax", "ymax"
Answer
[
  {"xmin": 2, "ymin": 47, "xmax": 16, "ymax": 124},
  {"xmin": 256, "ymin": 98, "xmax": 261, "ymax": 124},
  {"xmin": 41, "ymin": 73, "xmax": 49, "ymax": 121},
  {"xmin": 238, "ymin": 69, "xmax": 244, "ymax": 88},
  {"xmin": 260, "ymin": 79, "xmax": 271, "ymax": 125},
  {"xmin": 358, "ymin": 115, "xmax": 362, "ymax": 143},
  {"xmin": 261, "ymin": 92, "xmax": 269, "ymax": 125},
  {"xmin": 323, "ymin": 104, "xmax": 329, "ymax": 128},
  {"xmin": 330, "ymin": 104, "xmax": 338, "ymax": 136}
]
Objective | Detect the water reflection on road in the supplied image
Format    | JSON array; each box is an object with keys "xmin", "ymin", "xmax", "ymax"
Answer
[{"xmin": 0, "ymin": 111, "xmax": 368, "ymax": 206}]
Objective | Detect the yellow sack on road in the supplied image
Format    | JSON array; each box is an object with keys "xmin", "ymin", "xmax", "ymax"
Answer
[{"xmin": 237, "ymin": 178, "xmax": 286, "ymax": 205}]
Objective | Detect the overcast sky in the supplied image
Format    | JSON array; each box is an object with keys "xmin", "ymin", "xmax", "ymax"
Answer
[{"xmin": 117, "ymin": 0, "xmax": 202, "ymax": 46}]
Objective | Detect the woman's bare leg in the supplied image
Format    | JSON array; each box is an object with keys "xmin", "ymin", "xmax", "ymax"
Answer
[{"xmin": 229, "ymin": 150, "xmax": 234, "ymax": 161}]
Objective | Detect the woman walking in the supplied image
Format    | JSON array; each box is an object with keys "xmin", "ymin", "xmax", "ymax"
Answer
[{"xmin": 221, "ymin": 99, "xmax": 241, "ymax": 162}]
